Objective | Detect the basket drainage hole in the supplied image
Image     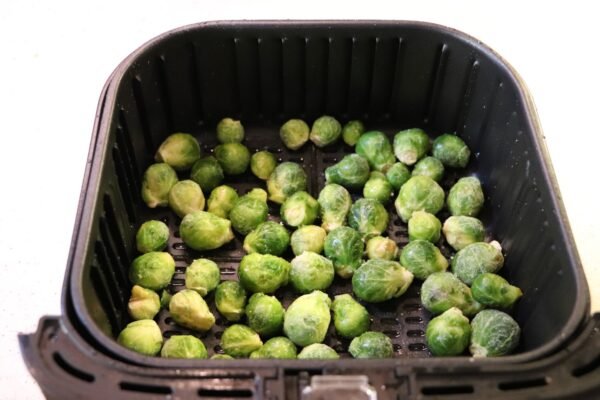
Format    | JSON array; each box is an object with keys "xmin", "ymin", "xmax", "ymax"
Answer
[
  {"xmin": 408, "ymin": 343, "xmax": 428, "ymax": 352},
  {"xmin": 198, "ymin": 388, "xmax": 253, "ymax": 398},
  {"xmin": 421, "ymin": 385, "xmax": 474, "ymax": 396},
  {"xmin": 120, "ymin": 382, "xmax": 172, "ymax": 395},
  {"xmin": 406, "ymin": 330, "xmax": 425, "ymax": 337},
  {"xmin": 498, "ymin": 377, "xmax": 548, "ymax": 391},
  {"xmin": 53, "ymin": 352, "xmax": 95, "ymax": 383}
]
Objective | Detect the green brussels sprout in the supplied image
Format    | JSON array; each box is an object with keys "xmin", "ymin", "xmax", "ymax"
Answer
[
  {"xmin": 470, "ymin": 309, "xmax": 520, "ymax": 357},
  {"xmin": 420, "ymin": 272, "xmax": 482, "ymax": 316},
  {"xmin": 229, "ymin": 194, "xmax": 269, "ymax": 235},
  {"xmin": 155, "ymin": 133, "xmax": 201, "ymax": 171},
  {"xmin": 211, "ymin": 354, "xmax": 234, "ymax": 360},
  {"xmin": 342, "ymin": 120, "xmax": 366, "ymax": 147},
  {"xmin": 243, "ymin": 221, "xmax": 290, "ymax": 256},
  {"xmin": 168, "ymin": 180, "xmax": 205, "ymax": 218},
  {"xmin": 267, "ymin": 162, "xmax": 308, "ymax": 204},
  {"xmin": 250, "ymin": 337, "xmax": 297, "ymax": 359},
  {"xmin": 432, "ymin": 133, "xmax": 470, "ymax": 168},
  {"xmin": 280, "ymin": 119, "xmax": 310, "ymax": 150},
  {"xmin": 141, "ymin": 163, "xmax": 178, "ymax": 208},
  {"xmin": 136, "ymin": 220, "xmax": 169, "ymax": 253},
  {"xmin": 365, "ymin": 236, "xmax": 399, "ymax": 260},
  {"xmin": 117, "ymin": 320, "xmax": 163, "ymax": 356},
  {"xmin": 447, "ymin": 177, "xmax": 484, "ymax": 217},
  {"xmin": 283, "ymin": 290, "xmax": 332, "ymax": 346},
  {"xmin": 291, "ymin": 225, "xmax": 327, "ymax": 256},
  {"xmin": 297, "ymin": 344, "xmax": 340, "ymax": 360},
  {"xmin": 310, "ymin": 115, "xmax": 342, "ymax": 147},
  {"xmin": 332, "ymin": 294, "xmax": 370, "ymax": 339},
  {"xmin": 395, "ymin": 176, "xmax": 445, "ymax": 222},
  {"xmin": 161, "ymin": 335, "xmax": 208, "ymax": 359},
  {"xmin": 452, "ymin": 241, "xmax": 504, "ymax": 285},
  {"xmin": 442, "ymin": 216, "xmax": 485, "ymax": 251},
  {"xmin": 127, "ymin": 285, "xmax": 160, "ymax": 320},
  {"xmin": 214, "ymin": 143, "xmax": 251, "ymax": 175},
  {"xmin": 324, "ymin": 154, "xmax": 370, "ymax": 190},
  {"xmin": 216, "ymin": 117, "xmax": 245, "ymax": 143},
  {"xmin": 352, "ymin": 259, "xmax": 414, "ymax": 303},
  {"xmin": 206, "ymin": 185, "xmax": 238, "ymax": 218},
  {"xmin": 318, "ymin": 184, "xmax": 352, "ymax": 232},
  {"xmin": 250, "ymin": 150, "xmax": 277, "ymax": 180},
  {"xmin": 215, "ymin": 281, "xmax": 247, "ymax": 322},
  {"xmin": 393, "ymin": 128, "xmax": 430, "ymax": 166},
  {"xmin": 408, "ymin": 211, "xmax": 442, "ymax": 243},
  {"xmin": 220, "ymin": 324, "xmax": 263, "ymax": 358},
  {"xmin": 185, "ymin": 258, "xmax": 221, "ymax": 296},
  {"xmin": 190, "ymin": 156, "xmax": 224, "ymax": 193},
  {"xmin": 471, "ymin": 273, "xmax": 522, "ymax": 309},
  {"xmin": 129, "ymin": 252, "xmax": 175, "ymax": 291},
  {"xmin": 348, "ymin": 198, "xmax": 389, "ymax": 239},
  {"xmin": 246, "ymin": 293, "xmax": 285, "ymax": 338},
  {"xmin": 425, "ymin": 307, "xmax": 471, "ymax": 356},
  {"xmin": 400, "ymin": 240, "xmax": 448, "ymax": 280},
  {"xmin": 290, "ymin": 251, "xmax": 335, "ymax": 293},
  {"xmin": 324, "ymin": 227, "xmax": 364, "ymax": 278},
  {"xmin": 280, "ymin": 191, "xmax": 319, "ymax": 227},
  {"xmin": 160, "ymin": 289, "xmax": 172, "ymax": 309},
  {"xmin": 169, "ymin": 289, "xmax": 216, "ymax": 331},
  {"xmin": 386, "ymin": 162, "xmax": 411, "ymax": 191},
  {"xmin": 180, "ymin": 211, "xmax": 235, "ymax": 251},
  {"xmin": 238, "ymin": 253, "xmax": 291, "ymax": 293},
  {"xmin": 355, "ymin": 131, "xmax": 396, "ymax": 172},
  {"xmin": 245, "ymin": 188, "xmax": 268, "ymax": 202},
  {"xmin": 363, "ymin": 172, "xmax": 393, "ymax": 204},
  {"xmin": 348, "ymin": 331, "xmax": 393, "ymax": 358},
  {"xmin": 412, "ymin": 156, "xmax": 444, "ymax": 182}
]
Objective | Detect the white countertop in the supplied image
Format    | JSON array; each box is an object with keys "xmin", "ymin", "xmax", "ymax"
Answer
[{"xmin": 1, "ymin": 0, "xmax": 598, "ymax": 398}]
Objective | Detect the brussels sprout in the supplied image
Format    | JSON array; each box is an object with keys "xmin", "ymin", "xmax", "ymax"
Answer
[
  {"xmin": 400, "ymin": 240, "xmax": 448, "ymax": 280},
  {"xmin": 432, "ymin": 133, "xmax": 470, "ymax": 168},
  {"xmin": 408, "ymin": 211, "xmax": 441, "ymax": 243},
  {"xmin": 470, "ymin": 309, "xmax": 520, "ymax": 357},
  {"xmin": 238, "ymin": 253, "xmax": 291, "ymax": 293},
  {"xmin": 251, "ymin": 150, "xmax": 277, "ymax": 180},
  {"xmin": 395, "ymin": 176, "xmax": 445, "ymax": 222},
  {"xmin": 290, "ymin": 251, "xmax": 335, "ymax": 293},
  {"xmin": 129, "ymin": 252, "xmax": 175, "ymax": 291},
  {"xmin": 291, "ymin": 225, "xmax": 327, "ymax": 256},
  {"xmin": 169, "ymin": 289, "xmax": 216, "ymax": 331},
  {"xmin": 280, "ymin": 119, "xmax": 310, "ymax": 150},
  {"xmin": 348, "ymin": 198, "xmax": 389, "ymax": 239},
  {"xmin": 190, "ymin": 156, "xmax": 224, "ymax": 193},
  {"xmin": 324, "ymin": 154, "xmax": 370, "ymax": 190},
  {"xmin": 324, "ymin": 227, "xmax": 364, "ymax": 278},
  {"xmin": 243, "ymin": 221, "xmax": 290, "ymax": 256},
  {"xmin": 214, "ymin": 143, "xmax": 251, "ymax": 175},
  {"xmin": 246, "ymin": 293, "xmax": 285, "ymax": 337},
  {"xmin": 128, "ymin": 285, "xmax": 160, "ymax": 320},
  {"xmin": 442, "ymin": 216, "xmax": 485, "ymax": 251},
  {"xmin": 471, "ymin": 273, "xmax": 522, "ymax": 309},
  {"xmin": 280, "ymin": 191, "xmax": 319, "ymax": 227},
  {"xmin": 136, "ymin": 220, "xmax": 169, "ymax": 253},
  {"xmin": 185, "ymin": 258, "xmax": 221, "ymax": 296},
  {"xmin": 221, "ymin": 324, "xmax": 263, "ymax": 358},
  {"xmin": 420, "ymin": 272, "xmax": 482, "ymax": 316},
  {"xmin": 207, "ymin": 185, "xmax": 239, "ymax": 218},
  {"xmin": 283, "ymin": 290, "xmax": 331, "ymax": 346},
  {"xmin": 310, "ymin": 115, "xmax": 342, "ymax": 147},
  {"xmin": 180, "ymin": 211, "xmax": 235, "ymax": 251},
  {"xmin": 161, "ymin": 335, "xmax": 208, "ymax": 359},
  {"xmin": 245, "ymin": 188, "xmax": 268, "ymax": 202},
  {"xmin": 267, "ymin": 162, "xmax": 308, "ymax": 204},
  {"xmin": 365, "ymin": 236, "xmax": 399, "ymax": 260},
  {"xmin": 216, "ymin": 117, "xmax": 245, "ymax": 143},
  {"xmin": 352, "ymin": 259, "xmax": 414, "ymax": 303},
  {"xmin": 117, "ymin": 320, "xmax": 163, "ymax": 356},
  {"xmin": 160, "ymin": 289, "xmax": 172, "ymax": 309},
  {"xmin": 155, "ymin": 133, "xmax": 201, "ymax": 171},
  {"xmin": 318, "ymin": 184, "xmax": 352, "ymax": 232},
  {"xmin": 211, "ymin": 354, "xmax": 234, "ymax": 360},
  {"xmin": 447, "ymin": 177, "xmax": 484, "ymax": 217},
  {"xmin": 363, "ymin": 172, "xmax": 393, "ymax": 204},
  {"xmin": 386, "ymin": 162, "xmax": 411, "ymax": 191},
  {"xmin": 342, "ymin": 120, "xmax": 366, "ymax": 147},
  {"xmin": 425, "ymin": 307, "xmax": 471, "ymax": 356},
  {"xmin": 215, "ymin": 281, "xmax": 247, "ymax": 322},
  {"xmin": 349, "ymin": 331, "xmax": 393, "ymax": 358},
  {"xmin": 412, "ymin": 156, "xmax": 444, "ymax": 182},
  {"xmin": 297, "ymin": 344, "xmax": 340, "ymax": 360},
  {"xmin": 355, "ymin": 131, "xmax": 396, "ymax": 172},
  {"xmin": 229, "ymin": 194, "xmax": 269, "ymax": 235},
  {"xmin": 250, "ymin": 337, "xmax": 297, "ymax": 359},
  {"xmin": 168, "ymin": 180, "xmax": 205, "ymax": 218},
  {"xmin": 393, "ymin": 128, "xmax": 430, "ymax": 166},
  {"xmin": 332, "ymin": 294, "xmax": 370, "ymax": 339},
  {"xmin": 452, "ymin": 241, "xmax": 504, "ymax": 285},
  {"xmin": 141, "ymin": 163, "xmax": 178, "ymax": 208}
]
